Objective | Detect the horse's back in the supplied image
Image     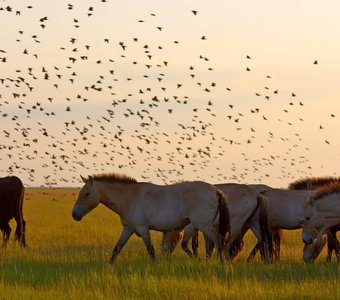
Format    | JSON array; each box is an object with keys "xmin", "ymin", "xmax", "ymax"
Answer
[
  {"xmin": 248, "ymin": 184, "xmax": 274, "ymax": 192},
  {"xmin": 216, "ymin": 183, "xmax": 259, "ymax": 205},
  {"xmin": 262, "ymin": 189, "xmax": 313, "ymax": 229},
  {"xmin": 216, "ymin": 183, "xmax": 259, "ymax": 221},
  {"xmin": 145, "ymin": 180, "xmax": 218, "ymax": 203},
  {"xmin": 160, "ymin": 181, "xmax": 219, "ymax": 205},
  {"xmin": 263, "ymin": 189, "xmax": 312, "ymax": 205},
  {"xmin": 165, "ymin": 181, "xmax": 220, "ymax": 215},
  {"xmin": 0, "ymin": 176, "xmax": 24, "ymax": 220},
  {"xmin": 0, "ymin": 176, "xmax": 23, "ymax": 192},
  {"xmin": 216, "ymin": 183, "xmax": 257, "ymax": 194},
  {"xmin": 134, "ymin": 181, "xmax": 220, "ymax": 230}
]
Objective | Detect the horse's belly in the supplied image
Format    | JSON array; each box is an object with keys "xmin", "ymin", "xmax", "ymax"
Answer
[
  {"xmin": 148, "ymin": 214, "xmax": 190, "ymax": 231},
  {"xmin": 270, "ymin": 215, "xmax": 303, "ymax": 229}
]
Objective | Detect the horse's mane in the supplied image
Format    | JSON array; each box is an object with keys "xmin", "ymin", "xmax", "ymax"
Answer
[
  {"xmin": 288, "ymin": 176, "xmax": 340, "ymax": 190},
  {"xmin": 312, "ymin": 182, "xmax": 340, "ymax": 201},
  {"xmin": 91, "ymin": 173, "xmax": 138, "ymax": 184}
]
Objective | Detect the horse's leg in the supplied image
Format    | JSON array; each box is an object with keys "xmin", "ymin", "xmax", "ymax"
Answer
[
  {"xmin": 21, "ymin": 219, "xmax": 26, "ymax": 247},
  {"xmin": 246, "ymin": 223, "xmax": 261, "ymax": 262},
  {"xmin": 272, "ymin": 231, "xmax": 281, "ymax": 261},
  {"xmin": 327, "ymin": 228, "xmax": 340, "ymax": 262},
  {"xmin": 333, "ymin": 235, "xmax": 340, "ymax": 263},
  {"xmin": 138, "ymin": 228, "xmax": 156, "ymax": 261},
  {"xmin": 229, "ymin": 236, "xmax": 245, "ymax": 261},
  {"xmin": 14, "ymin": 216, "xmax": 26, "ymax": 248},
  {"xmin": 335, "ymin": 240, "xmax": 340, "ymax": 263},
  {"xmin": 160, "ymin": 232, "xmax": 169, "ymax": 255},
  {"xmin": 248, "ymin": 220, "xmax": 273, "ymax": 262},
  {"xmin": 326, "ymin": 232, "xmax": 333, "ymax": 262},
  {"xmin": 1, "ymin": 223, "xmax": 11, "ymax": 248},
  {"xmin": 215, "ymin": 230, "xmax": 225, "ymax": 263},
  {"xmin": 109, "ymin": 226, "xmax": 134, "ymax": 263},
  {"xmin": 257, "ymin": 235, "xmax": 273, "ymax": 262},
  {"xmin": 260, "ymin": 229, "xmax": 274, "ymax": 262},
  {"xmin": 203, "ymin": 235, "xmax": 215, "ymax": 259},
  {"xmin": 311, "ymin": 222, "xmax": 340, "ymax": 262},
  {"xmin": 191, "ymin": 230, "xmax": 199, "ymax": 257},
  {"xmin": 15, "ymin": 189, "xmax": 26, "ymax": 248},
  {"xmin": 228, "ymin": 224, "xmax": 248, "ymax": 261},
  {"xmin": 225, "ymin": 221, "xmax": 245, "ymax": 261},
  {"xmin": 181, "ymin": 226, "xmax": 196, "ymax": 257},
  {"xmin": 247, "ymin": 243, "xmax": 259, "ymax": 262},
  {"xmin": 200, "ymin": 226, "xmax": 224, "ymax": 262}
]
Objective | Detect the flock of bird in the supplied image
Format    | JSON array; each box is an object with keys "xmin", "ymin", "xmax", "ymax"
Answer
[{"xmin": 0, "ymin": 1, "xmax": 338, "ymax": 187}]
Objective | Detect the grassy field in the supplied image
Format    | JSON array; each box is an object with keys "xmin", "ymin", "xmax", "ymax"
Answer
[{"xmin": 0, "ymin": 188, "xmax": 340, "ymax": 300}]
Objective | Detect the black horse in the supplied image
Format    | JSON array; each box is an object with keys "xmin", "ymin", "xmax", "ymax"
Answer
[{"xmin": 0, "ymin": 176, "xmax": 26, "ymax": 247}]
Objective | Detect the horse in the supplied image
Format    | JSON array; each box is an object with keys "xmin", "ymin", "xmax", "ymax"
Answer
[
  {"xmin": 72, "ymin": 173, "xmax": 229, "ymax": 262},
  {"xmin": 302, "ymin": 223, "xmax": 340, "ymax": 262},
  {"xmin": 161, "ymin": 183, "xmax": 273, "ymax": 261},
  {"xmin": 0, "ymin": 176, "xmax": 26, "ymax": 248},
  {"xmin": 290, "ymin": 177, "xmax": 340, "ymax": 262},
  {"xmin": 161, "ymin": 230, "xmax": 183, "ymax": 255},
  {"xmin": 288, "ymin": 176, "xmax": 340, "ymax": 191},
  {"xmin": 247, "ymin": 184, "xmax": 274, "ymax": 192},
  {"xmin": 247, "ymin": 189, "xmax": 313, "ymax": 261},
  {"xmin": 302, "ymin": 182, "xmax": 340, "ymax": 261}
]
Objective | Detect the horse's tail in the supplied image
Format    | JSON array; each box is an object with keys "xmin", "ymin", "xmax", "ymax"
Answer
[
  {"xmin": 257, "ymin": 193, "xmax": 273, "ymax": 260},
  {"xmin": 217, "ymin": 190, "xmax": 229, "ymax": 239}
]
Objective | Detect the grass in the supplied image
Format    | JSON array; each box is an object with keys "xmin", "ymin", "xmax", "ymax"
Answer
[{"xmin": 1, "ymin": 188, "xmax": 340, "ymax": 299}]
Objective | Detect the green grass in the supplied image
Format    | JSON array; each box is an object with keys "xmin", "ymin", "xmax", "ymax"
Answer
[{"xmin": 1, "ymin": 188, "xmax": 340, "ymax": 299}]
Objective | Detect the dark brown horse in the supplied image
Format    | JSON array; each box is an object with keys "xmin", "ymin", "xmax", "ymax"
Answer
[{"xmin": 0, "ymin": 176, "xmax": 26, "ymax": 248}]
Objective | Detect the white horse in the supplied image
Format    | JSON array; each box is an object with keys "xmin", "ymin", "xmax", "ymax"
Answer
[
  {"xmin": 72, "ymin": 173, "xmax": 229, "ymax": 262},
  {"xmin": 161, "ymin": 183, "xmax": 273, "ymax": 261},
  {"xmin": 302, "ymin": 183, "xmax": 340, "ymax": 261},
  {"xmin": 247, "ymin": 189, "xmax": 313, "ymax": 261}
]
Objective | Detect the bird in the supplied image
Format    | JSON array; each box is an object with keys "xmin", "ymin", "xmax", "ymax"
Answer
[{"xmin": 0, "ymin": 0, "xmax": 334, "ymax": 188}]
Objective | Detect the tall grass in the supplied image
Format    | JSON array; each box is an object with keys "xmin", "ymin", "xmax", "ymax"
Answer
[{"xmin": 0, "ymin": 188, "xmax": 339, "ymax": 299}]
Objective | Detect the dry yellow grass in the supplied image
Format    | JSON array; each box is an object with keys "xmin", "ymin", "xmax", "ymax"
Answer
[{"xmin": 0, "ymin": 188, "xmax": 339, "ymax": 300}]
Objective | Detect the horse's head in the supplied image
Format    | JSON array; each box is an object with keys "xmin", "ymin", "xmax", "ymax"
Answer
[
  {"xmin": 302, "ymin": 234, "xmax": 326, "ymax": 262},
  {"xmin": 72, "ymin": 175, "xmax": 101, "ymax": 221},
  {"xmin": 302, "ymin": 197, "xmax": 324, "ymax": 245},
  {"xmin": 161, "ymin": 230, "xmax": 183, "ymax": 255}
]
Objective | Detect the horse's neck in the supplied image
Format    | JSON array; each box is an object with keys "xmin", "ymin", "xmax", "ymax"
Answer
[
  {"xmin": 318, "ymin": 195, "xmax": 340, "ymax": 217},
  {"xmin": 96, "ymin": 181, "xmax": 137, "ymax": 215}
]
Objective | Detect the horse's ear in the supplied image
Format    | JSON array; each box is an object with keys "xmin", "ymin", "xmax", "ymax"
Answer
[
  {"xmin": 88, "ymin": 176, "xmax": 94, "ymax": 186},
  {"xmin": 80, "ymin": 175, "xmax": 87, "ymax": 183}
]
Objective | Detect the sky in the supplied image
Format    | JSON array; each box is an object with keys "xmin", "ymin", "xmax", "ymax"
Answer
[{"xmin": 0, "ymin": 0, "xmax": 340, "ymax": 187}]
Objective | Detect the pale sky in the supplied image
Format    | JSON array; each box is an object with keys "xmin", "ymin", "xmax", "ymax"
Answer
[{"xmin": 1, "ymin": 0, "xmax": 340, "ymax": 187}]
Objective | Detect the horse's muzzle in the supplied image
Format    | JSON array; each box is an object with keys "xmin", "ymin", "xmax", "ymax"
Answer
[
  {"xmin": 72, "ymin": 209, "xmax": 83, "ymax": 221},
  {"xmin": 303, "ymin": 252, "xmax": 314, "ymax": 263},
  {"xmin": 302, "ymin": 232, "xmax": 313, "ymax": 245}
]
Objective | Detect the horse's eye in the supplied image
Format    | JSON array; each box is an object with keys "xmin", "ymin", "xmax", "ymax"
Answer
[
  {"xmin": 306, "ymin": 217, "xmax": 310, "ymax": 221},
  {"xmin": 85, "ymin": 192, "xmax": 90, "ymax": 197}
]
